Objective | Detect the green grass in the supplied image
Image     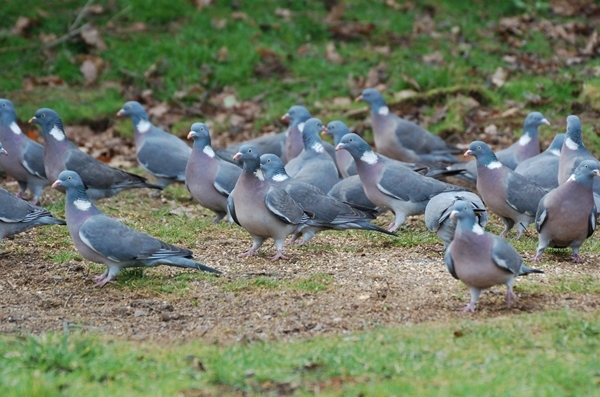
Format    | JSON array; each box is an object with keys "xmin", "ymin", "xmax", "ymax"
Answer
[
  {"xmin": 221, "ymin": 273, "xmax": 333, "ymax": 294},
  {"xmin": 2, "ymin": 309, "xmax": 600, "ymax": 396}
]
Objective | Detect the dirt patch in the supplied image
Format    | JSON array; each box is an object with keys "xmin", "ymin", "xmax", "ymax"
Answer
[{"xmin": 1, "ymin": 188, "xmax": 599, "ymax": 344}]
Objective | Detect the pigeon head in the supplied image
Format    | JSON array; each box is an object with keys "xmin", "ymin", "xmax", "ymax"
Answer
[
  {"xmin": 547, "ymin": 133, "xmax": 565, "ymax": 155},
  {"xmin": 324, "ymin": 120, "xmax": 352, "ymax": 145},
  {"xmin": 187, "ymin": 122, "xmax": 212, "ymax": 147},
  {"xmin": 565, "ymin": 115, "xmax": 583, "ymax": 145},
  {"xmin": 335, "ymin": 133, "xmax": 374, "ymax": 161},
  {"xmin": 571, "ymin": 159, "xmax": 600, "ymax": 186},
  {"xmin": 52, "ymin": 170, "xmax": 85, "ymax": 190},
  {"xmin": 355, "ymin": 88, "xmax": 387, "ymax": 113},
  {"xmin": 0, "ymin": 99, "xmax": 17, "ymax": 126},
  {"xmin": 0, "ymin": 141, "xmax": 7, "ymax": 156},
  {"xmin": 234, "ymin": 145, "xmax": 261, "ymax": 174},
  {"xmin": 449, "ymin": 199, "xmax": 480, "ymax": 233},
  {"xmin": 281, "ymin": 105, "xmax": 311, "ymax": 126},
  {"xmin": 464, "ymin": 141, "xmax": 498, "ymax": 166},
  {"xmin": 302, "ymin": 118, "xmax": 327, "ymax": 151},
  {"xmin": 29, "ymin": 108, "xmax": 66, "ymax": 141},
  {"xmin": 523, "ymin": 111, "xmax": 550, "ymax": 133},
  {"xmin": 117, "ymin": 101, "xmax": 151, "ymax": 133},
  {"xmin": 260, "ymin": 154, "xmax": 289, "ymax": 182}
]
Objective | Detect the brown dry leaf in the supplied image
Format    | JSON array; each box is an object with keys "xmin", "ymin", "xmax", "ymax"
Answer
[
  {"xmin": 129, "ymin": 22, "xmax": 147, "ymax": 32},
  {"xmin": 484, "ymin": 124, "xmax": 498, "ymax": 136},
  {"xmin": 385, "ymin": 0, "xmax": 402, "ymax": 10},
  {"xmin": 330, "ymin": 22, "xmax": 375, "ymax": 41},
  {"xmin": 491, "ymin": 67, "xmax": 508, "ymax": 88},
  {"xmin": 413, "ymin": 14, "xmax": 434, "ymax": 35},
  {"xmin": 500, "ymin": 107, "xmax": 521, "ymax": 118},
  {"xmin": 394, "ymin": 89, "xmax": 418, "ymax": 100},
  {"xmin": 582, "ymin": 30, "xmax": 599, "ymax": 56},
  {"xmin": 296, "ymin": 43, "xmax": 314, "ymax": 56},
  {"xmin": 216, "ymin": 46, "xmax": 228, "ymax": 62},
  {"xmin": 87, "ymin": 4, "xmax": 105, "ymax": 14},
  {"xmin": 231, "ymin": 12, "xmax": 248, "ymax": 20},
  {"xmin": 254, "ymin": 48, "xmax": 286, "ymax": 77},
  {"xmin": 35, "ymin": 7, "xmax": 49, "ymax": 18},
  {"xmin": 11, "ymin": 16, "xmax": 33, "ymax": 36},
  {"xmin": 325, "ymin": 2, "xmax": 345, "ymax": 23},
  {"xmin": 39, "ymin": 33, "xmax": 57, "ymax": 44},
  {"xmin": 274, "ymin": 8, "xmax": 292, "ymax": 21},
  {"xmin": 173, "ymin": 84, "xmax": 204, "ymax": 100},
  {"xmin": 211, "ymin": 18, "xmax": 227, "ymax": 29},
  {"xmin": 80, "ymin": 57, "xmax": 105, "ymax": 85},
  {"xmin": 422, "ymin": 51, "xmax": 444, "ymax": 64},
  {"xmin": 148, "ymin": 102, "xmax": 169, "ymax": 119},
  {"xmin": 401, "ymin": 73, "xmax": 421, "ymax": 91},
  {"xmin": 549, "ymin": 0, "xmax": 589, "ymax": 16},
  {"xmin": 22, "ymin": 75, "xmax": 66, "ymax": 90},
  {"xmin": 332, "ymin": 97, "xmax": 352, "ymax": 107},
  {"xmin": 81, "ymin": 26, "xmax": 107, "ymax": 51},
  {"xmin": 195, "ymin": 0, "xmax": 213, "ymax": 10},
  {"xmin": 372, "ymin": 45, "xmax": 390, "ymax": 55},
  {"xmin": 325, "ymin": 42, "xmax": 343, "ymax": 64}
]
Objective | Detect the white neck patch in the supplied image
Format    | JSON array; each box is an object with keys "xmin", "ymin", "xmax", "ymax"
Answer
[
  {"xmin": 518, "ymin": 134, "xmax": 532, "ymax": 146},
  {"xmin": 486, "ymin": 161, "xmax": 502, "ymax": 169},
  {"xmin": 567, "ymin": 174, "xmax": 576, "ymax": 182},
  {"xmin": 297, "ymin": 122, "xmax": 305, "ymax": 133},
  {"xmin": 136, "ymin": 119, "xmax": 151, "ymax": 133},
  {"xmin": 74, "ymin": 199, "xmax": 92, "ymax": 211},
  {"xmin": 203, "ymin": 145, "xmax": 215, "ymax": 158},
  {"xmin": 378, "ymin": 106, "xmax": 389, "ymax": 116},
  {"xmin": 9, "ymin": 122, "xmax": 22, "ymax": 135},
  {"xmin": 549, "ymin": 149, "xmax": 560, "ymax": 157},
  {"xmin": 472, "ymin": 223, "xmax": 485, "ymax": 235},
  {"xmin": 49, "ymin": 126, "xmax": 65, "ymax": 141},
  {"xmin": 565, "ymin": 137, "xmax": 578, "ymax": 150},
  {"xmin": 311, "ymin": 142, "xmax": 324, "ymax": 153},
  {"xmin": 272, "ymin": 173, "xmax": 288, "ymax": 182},
  {"xmin": 360, "ymin": 150, "xmax": 378, "ymax": 165},
  {"xmin": 254, "ymin": 169, "xmax": 265, "ymax": 181}
]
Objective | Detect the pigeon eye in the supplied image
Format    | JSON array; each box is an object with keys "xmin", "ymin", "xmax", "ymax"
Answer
[
  {"xmin": 41, "ymin": 114, "xmax": 46, "ymax": 118},
  {"xmin": 68, "ymin": 176, "xmax": 72, "ymax": 180},
  {"xmin": 267, "ymin": 159, "xmax": 271, "ymax": 162},
  {"xmin": 349, "ymin": 138, "xmax": 353, "ymax": 142},
  {"xmin": 1, "ymin": 103, "xmax": 5, "ymax": 107},
  {"xmin": 477, "ymin": 145, "xmax": 481, "ymax": 150}
]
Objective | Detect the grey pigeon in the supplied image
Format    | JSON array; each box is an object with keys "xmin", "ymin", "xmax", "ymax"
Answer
[
  {"xmin": 452, "ymin": 111, "xmax": 551, "ymax": 183},
  {"xmin": 228, "ymin": 145, "xmax": 309, "ymax": 260},
  {"xmin": 117, "ymin": 101, "xmax": 191, "ymax": 188},
  {"xmin": 185, "ymin": 122, "xmax": 241, "ymax": 223},
  {"xmin": 514, "ymin": 133, "xmax": 564, "ymax": 191},
  {"xmin": 445, "ymin": 200, "xmax": 542, "ymax": 312},
  {"xmin": 425, "ymin": 191, "xmax": 488, "ymax": 249},
  {"xmin": 466, "ymin": 141, "xmax": 547, "ymax": 238},
  {"xmin": 356, "ymin": 88, "xmax": 460, "ymax": 164},
  {"xmin": 0, "ymin": 99, "xmax": 48, "ymax": 204},
  {"xmin": 284, "ymin": 118, "xmax": 341, "ymax": 193},
  {"xmin": 282, "ymin": 105, "xmax": 312, "ymax": 163},
  {"xmin": 260, "ymin": 154, "xmax": 394, "ymax": 244},
  {"xmin": 53, "ymin": 170, "xmax": 220, "ymax": 287},
  {"xmin": 0, "ymin": 142, "xmax": 65, "ymax": 241},
  {"xmin": 29, "ymin": 108, "xmax": 160, "ymax": 201},
  {"xmin": 558, "ymin": 115, "xmax": 599, "ymax": 185},
  {"xmin": 324, "ymin": 120, "xmax": 357, "ymax": 178},
  {"xmin": 535, "ymin": 160, "xmax": 599, "ymax": 263},
  {"xmin": 328, "ymin": 175, "xmax": 379, "ymax": 212},
  {"xmin": 335, "ymin": 133, "xmax": 467, "ymax": 232},
  {"xmin": 215, "ymin": 132, "xmax": 287, "ymax": 165}
]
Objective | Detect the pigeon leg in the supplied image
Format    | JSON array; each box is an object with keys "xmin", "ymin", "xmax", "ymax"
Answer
[
  {"xmin": 238, "ymin": 236, "xmax": 264, "ymax": 258},
  {"xmin": 505, "ymin": 283, "xmax": 517, "ymax": 308},
  {"xmin": 462, "ymin": 287, "xmax": 481, "ymax": 312}
]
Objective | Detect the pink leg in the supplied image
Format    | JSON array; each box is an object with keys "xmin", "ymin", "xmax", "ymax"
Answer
[
  {"xmin": 461, "ymin": 303, "xmax": 476, "ymax": 312},
  {"xmin": 506, "ymin": 288, "xmax": 517, "ymax": 308},
  {"xmin": 533, "ymin": 255, "xmax": 542, "ymax": 262},
  {"xmin": 269, "ymin": 250, "xmax": 289, "ymax": 261},
  {"xmin": 238, "ymin": 248, "xmax": 257, "ymax": 258},
  {"xmin": 572, "ymin": 254, "xmax": 584, "ymax": 263}
]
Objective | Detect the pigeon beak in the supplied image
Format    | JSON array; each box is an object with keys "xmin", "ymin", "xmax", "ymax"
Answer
[
  {"xmin": 541, "ymin": 118, "xmax": 551, "ymax": 126},
  {"xmin": 233, "ymin": 152, "xmax": 242, "ymax": 161},
  {"xmin": 51, "ymin": 180, "xmax": 61, "ymax": 189},
  {"xmin": 335, "ymin": 143, "xmax": 344, "ymax": 151},
  {"xmin": 281, "ymin": 113, "xmax": 290, "ymax": 122},
  {"xmin": 28, "ymin": 116, "xmax": 36, "ymax": 124},
  {"xmin": 0, "ymin": 149, "xmax": 7, "ymax": 156},
  {"xmin": 187, "ymin": 131, "xmax": 195, "ymax": 140},
  {"xmin": 354, "ymin": 95, "xmax": 363, "ymax": 103},
  {"xmin": 464, "ymin": 149, "xmax": 473, "ymax": 157},
  {"xmin": 322, "ymin": 126, "xmax": 329, "ymax": 134},
  {"xmin": 116, "ymin": 109, "xmax": 124, "ymax": 117},
  {"xmin": 594, "ymin": 170, "xmax": 600, "ymax": 178},
  {"xmin": 449, "ymin": 210, "xmax": 458, "ymax": 219}
]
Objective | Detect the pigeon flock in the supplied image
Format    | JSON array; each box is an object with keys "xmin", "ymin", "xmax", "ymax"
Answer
[{"xmin": 1, "ymin": 88, "xmax": 598, "ymax": 311}]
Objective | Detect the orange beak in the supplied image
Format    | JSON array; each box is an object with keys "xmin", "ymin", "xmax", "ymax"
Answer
[
  {"xmin": 187, "ymin": 131, "xmax": 195, "ymax": 140},
  {"xmin": 51, "ymin": 180, "xmax": 61, "ymax": 189},
  {"xmin": 354, "ymin": 95, "xmax": 363, "ymax": 103},
  {"xmin": 28, "ymin": 117, "xmax": 36, "ymax": 123},
  {"xmin": 464, "ymin": 149, "xmax": 473, "ymax": 157},
  {"xmin": 335, "ymin": 143, "xmax": 344, "ymax": 151},
  {"xmin": 233, "ymin": 152, "xmax": 242, "ymax": 161},
  {"xmin": 116, "ymin": 110, "xmax": 124, "ymax": 117}
]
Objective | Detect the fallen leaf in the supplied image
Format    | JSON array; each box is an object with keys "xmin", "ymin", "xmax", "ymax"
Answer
[
  {"xmin": 325, "ymin": 42, "xmax": 343, "ymax": 64},
  {"xmin": 500, "ymin": 107, "xmax": 521, "ymax": 118},
  {"xmin": 491, "ymin": 67, "xmax": 508, "ymax": 88},
  {"xmin": 332, "ymin": 97, "xmax": 351, "ymax": 107},
  {"xmin": 148, "ymin": 102, "xmax": 169, "ymax": 119},
  {"xmin": 11, "ymin": 16, "xmax": 33, "ymax": 36},
  {"xmin": 484, "ymin": 124, "xmax": 498, "ymax": 136},
  {"xmin": 39, "ymin": 32, "xmax": 57, "ymax": 44},
  {"xmin": 325, "ymin": 2, "xmax": 345, "ymax": 23},
  {"xmin": 385, "ymin": 0, "xmax": 402, "ymax": 10},
  {"xmin": 422, "ymin": 51, "xmax": 444, "ymax": 64},
  {"xmin": 274, "ymin": 8, "xmax": 292, "ymax": 20},
  {"xmin": 211, "ymin": 18, "xmax": 227, "ymax": 29},
  {"xmin": 394, "ymin": 89, "xmax": 418, "ymax": 100},
  {"xmin": 330, "ymin": 22, "xmax": 375, "ymax": 41},
  {"xmin": 80, "ymin": 59, "xmax": 99, "ymax": 85},
  {"xmin": 81, "ymin": 26, "xmax": 107, "ymax": 51},
  {"xmin": 401, "ymin": 73, "xmax": 421, "ymax": 91},
  {"xmin": 216, "ymin": 46, "xmax": 228, "ymax": 62},
  {"xmin": 195, "ymin": 0, "xmax": 213, "ymax": 10},
  {"xmin": 231, "ymin": 12, "xmax": 248, "ymax": 20}
]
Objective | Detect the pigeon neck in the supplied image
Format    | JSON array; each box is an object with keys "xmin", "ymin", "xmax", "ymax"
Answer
[
  {"xmin": 455, "ymin": 214, "xmax": 481, "ymax": 236},
  {"xmin": 43, "ymin": 119, "xmax": 68, "ymax": 143},
  {"xmin": 8, "ymin": 121, "xmax": 23, "ymax": 136},
  {"xmin": 572, "ymin": 172, "xmax": 595, "ymax": 188},
  {"xmin": 131, "ymin": 113, "xmax": 151, "ymax": 134},
  {"xmin": 0, "ymin": 111, "xmax": 16, "ymax": 127},
  {"xmin": 242, "ymin": 157, "xmax": 261, "ymax": 176},
  {"xmin": 66, "ymin": 187, "xmax": 101, "ymax": 215},
  {"xmin": 477, "ymin": 152, "xmax": 500, "ymax": 169},
  {"xmin": 264, "ymin": 165, "xmax": 289, "ymax": 184},
  {"xmin": 303, "ymin": 131, "xmax": 324, "ymax": 152}
]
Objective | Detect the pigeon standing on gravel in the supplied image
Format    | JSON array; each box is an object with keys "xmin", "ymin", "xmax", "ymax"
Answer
[
  {"xmin": 424, "ymin": 191, "xmax": 488, "ymax": 249},
  {"xmin": 0, "ymin": 99, "xmax": 48, "ymax": 204},
  {"xmin": 323, "ymin": 120, "xmax": 357, "ymax": 178},
  {"xmin": 445, "ymin": 200, "xmax": 543, "ymax": 312},
  {"xmin": 451, "ymin": 111, "xmax": 551, "ymax": 183},
  {"xmin": 29, "ymin": 108, "xmax": 161, "ymax": 201},
  {"xmin": 534, "ymin": 160, "xmax": 599, "ymax": 263},
  {"xmin": 228, "ymin": 145, "xmax": 310, "ymax": 260},
  {"xmin": 53, "ymin": 170, "xmax": 220, "ymax": 287},
  {"xmin": 558, "ymin": 115, "xmax": 599, "ymax": 185},
  {"xmin": 466, "ymin": 141, "xmax": 547, "ymax": 238},
  {"xmin": 284, "ymin": 118, "xmax": 340, "ymax": 193},
  {"xmin": 356, "ymin": 88, "xmax": 460, "ymax": 164},
  {"xmin": 335, "ymin": 133, "xmax": 467, "ymax": 232},
  {"xmin": 0, "ymin": 142, "xmax": 65, "ymax": 241},
  {"xmin": 186, "ymin": 122, "xmax": 241, "ymax": 223},
  {"xmin": 514, "ymin": 133, "xmax": 564, "ymax": 191},
  {"xmin": 117, "ymin": 101, "xmax": 191, "ymax": 188},
  {"xmin": 260, "ymin": 154, "xmax": 394, "ymax": 244}
]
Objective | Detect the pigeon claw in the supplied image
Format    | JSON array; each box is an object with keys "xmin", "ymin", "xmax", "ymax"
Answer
[
  {"xmin": 238, "ymin": 248, "xmax": 257, "ymax": 258},
  {"xmin": 572, "ymin": 254, "xmax": 584, "ymax": 263},
  {"xmin": 461, "ymin": 304, "xmax": 476, "ymax": 313},
  {"xmin": 269, "ymin": 250, "xmax": 288, "ymax": 261}
]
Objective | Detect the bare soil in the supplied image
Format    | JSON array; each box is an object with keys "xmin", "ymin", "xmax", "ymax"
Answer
[{"xmin": 1, "ymin": 187, "xmax": 599, "ymax": 344}]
